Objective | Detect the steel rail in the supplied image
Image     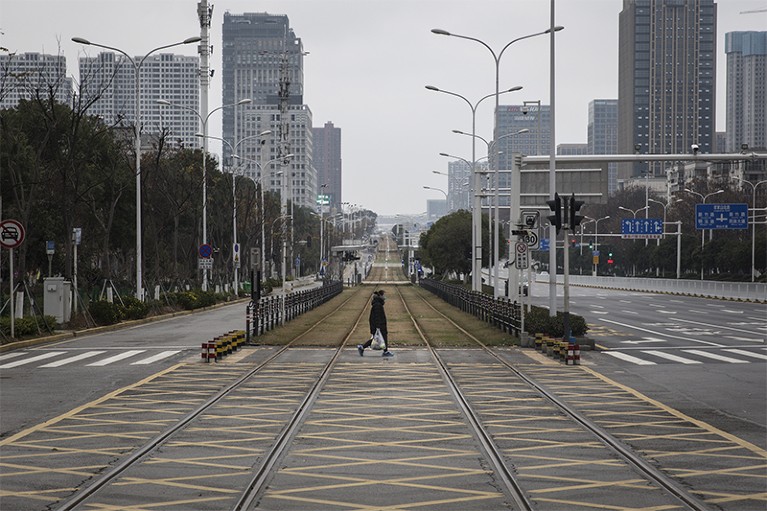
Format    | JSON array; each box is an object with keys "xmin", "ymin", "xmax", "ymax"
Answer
[
  {"xmin": 394, "ymin": 285, "xmax": 535, "ymax": 511},
  {"xmin": 55, "ymin": 285, "xmax": 370, "ymax": 511},
  {"xmin": 413, "ymin": 288, "xmax": 712, "ymax": 511}
]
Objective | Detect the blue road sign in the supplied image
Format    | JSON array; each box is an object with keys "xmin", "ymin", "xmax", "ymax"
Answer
[
  {"xmin": 199, "ymin": 243, "xmax": 213, "ymax": 258},
  {"xmin": 539, "ymin": 238, "xmax": 550, "ymax": 252},
  {"xmin": 621, "ymin": 218, "xmax": 663, "ymax": 239},
  {"xmin": 695, "ymin": 203, "xmax": 748, "ymax": 230}
]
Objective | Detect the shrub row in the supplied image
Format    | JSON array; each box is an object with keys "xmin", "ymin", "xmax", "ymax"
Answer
[
  {"xmin": 0, "ymin": 315, "xmax": 57, "ymax": 338},
  {"xmin": 524, "ymin": 305, "xmax": 588, "ymax": 338}
]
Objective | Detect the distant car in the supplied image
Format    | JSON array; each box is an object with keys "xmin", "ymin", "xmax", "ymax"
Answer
[{"xmin": 1, "ymin": 225, "xmax": 20, "ymax": 241}]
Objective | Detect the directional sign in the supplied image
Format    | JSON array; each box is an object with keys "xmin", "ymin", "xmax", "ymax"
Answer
[
  {"xmin": 695, "ymin": 203, "xmax": 748, "ymax": 230},
  {"xmin": 539, "ymin": 238, "xmax": 550, "ymax": 252},
  {"xmin": 0, "ymin": 219, "xmax": 25, "ymax": 249},
  {"xmin": 621, "ymin": 218, "xmax": 663, "ymax": 239},
  {"xmin": 199, "ymin": 243, "xmax": 213, "ymax": 258}
]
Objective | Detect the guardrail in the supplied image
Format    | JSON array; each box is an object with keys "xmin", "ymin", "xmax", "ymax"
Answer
[
  {"xmin": 246, "ymin": 280, "xmax": 343, "ymax": 341},
  {"xmin": 420, "ymin": 279, "xmax": 521, "ymax": 336},
  {"xmin": 537, "ymin": 274, "xmax": 766, "ymax": 302}
]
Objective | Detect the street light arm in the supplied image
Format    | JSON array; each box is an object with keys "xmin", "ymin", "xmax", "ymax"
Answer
[
  {"xmin": 498, "ymin": 27, "xmax": 562, "ymax": 61},
  {"xmin": 72, "ymin": 36, "xmax": 201, "ymax": 69}
]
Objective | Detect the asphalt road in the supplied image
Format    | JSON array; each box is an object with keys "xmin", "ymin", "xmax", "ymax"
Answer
[
  {"xmin": 0, "ymin": 302, "xmax": 246, "ymax": 438},
  {"xmin": 528, "ymin": 284, "xmax": 767, "ymax": 449}
]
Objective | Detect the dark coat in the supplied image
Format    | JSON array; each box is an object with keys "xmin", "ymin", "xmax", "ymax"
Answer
[{"xmin": 369, "ymin": 293, "xmax": 387, "ymax": 329}]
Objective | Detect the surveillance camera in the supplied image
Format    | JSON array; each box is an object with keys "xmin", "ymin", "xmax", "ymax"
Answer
[
  {"xmin": 691, "ymin": 144, "xmax": 699, "ymax": 153},
  {"xmin": 521, "ymin": 106, "xmax": 529, "ymax": 115}
]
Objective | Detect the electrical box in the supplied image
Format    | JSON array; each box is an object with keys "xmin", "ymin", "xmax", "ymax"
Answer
[{"xmin": 43, "ymin": 277, "xmax": 72, "ymax": 323}]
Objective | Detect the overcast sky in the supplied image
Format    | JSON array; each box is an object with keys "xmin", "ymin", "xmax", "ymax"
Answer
[{"xmin": 2, "ymin": 0, "xmax": 765, "ymax": 215}]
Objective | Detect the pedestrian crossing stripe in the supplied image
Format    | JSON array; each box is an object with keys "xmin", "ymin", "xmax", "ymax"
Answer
[
  {"xmin": 0, "ymin": 349, "xmax": 182, "ymax": 369},
  {"xmin": 604, "ymin": 348, "xmax": 766, "ymax": 366}
]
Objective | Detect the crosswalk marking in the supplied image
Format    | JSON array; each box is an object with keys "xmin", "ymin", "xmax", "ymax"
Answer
[
  {"xmin": 39, "ymin": 351, "xmax": 106, "ymax": 368},
  {"xmin": 130, "ymin": 350, "xmax": 180, "ymax": 365},
  {"xmin": 0, "ymin": 352, "xmax": 65, "ymax": 369},
  {"xmin": 0, "ymin": 352, "xmax": 25, "ymax": 362},
  {"xmin": 682, "ymin": 349, "xmax": 749, "ymax": 364},
  {"xmin": 643, "ymin": 350, "xmax": 701, "ymax": 364},
  {"xmin": 724, "ymin": 349, "xmax": 767, "ymax": 361},
  {"xmin": 604, "ymin": 352, "xmax": 657, "ymax": 365},
  {"xmin": 87, "ymin": 350, "xmax": 146, "ymax": 366}
]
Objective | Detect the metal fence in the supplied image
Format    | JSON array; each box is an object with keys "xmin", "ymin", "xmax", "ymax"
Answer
[
  {"xmin": 246, "ymin": 280, "xmax": 343, "ymax": 341},
  {"xmin": 538, "ymin": 274, "xmax": 767, "ymax": 302},
  {"xmin": 420, "ymin": 279, "xmax": 521, "ymax": 336}
]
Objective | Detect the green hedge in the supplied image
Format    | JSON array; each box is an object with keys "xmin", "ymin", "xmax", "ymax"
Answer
[
  {"xmin": 525, "ymin": 305, "xmax": 588, "ymax": 338},
  {"xmin": 0, "ymin": 315, "xmax": 57, "ymax": 337}
]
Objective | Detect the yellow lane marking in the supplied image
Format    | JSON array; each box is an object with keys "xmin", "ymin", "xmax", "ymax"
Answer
[
  {"xmin": 646, "ymin": 446, "xmax": 764, "ymax": 461},
  {"xmin": 80, "ymin": 495, "xmax": 229, "ymax": 510},
  {"xmin": 527, "ymin": 475, "xmax": 658, "ymax": 493},
  {"xmin": 582, "ymin": 366, "xmax": 767, "ymax": 458},
  {"xmin": 533, "ymin": 497, "xmax": 682, "ymax": 511},
  {"xmin": 0, "ymin": 363, "xmax": 185, "ymax": 446},
  {"xmin": 268, "ymin": 492, "xmax": 504, "ymax": 509},
  {"xmin": 0, "ymin": 487, "xmax": 78, "ymax": 503},
  {"xmin": 113, "ymin": 473, "xmax": 243, "ymax": 492},
  {"xmin": 143, "ymin": 453, "xmax": 260, "ymax": 470},
  {"xmin": 667, "ymin": 463, "xmax": 767, "ymax": 478},
  {"xmin": 695, "ymin": 490, "xmax": 767, "ymax": 504},
  {"xmin": 0, "ymin": 462, "xmax": 105, "ymax": 477}
]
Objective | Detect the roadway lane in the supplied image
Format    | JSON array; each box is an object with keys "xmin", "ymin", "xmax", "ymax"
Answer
[
  {"xmin": 527, "ymin": 284, "xmax": 767, "ymax": 449},
  {"xmin": 0, "ymin": 302, "xmax": 246, "ymax": 439}
]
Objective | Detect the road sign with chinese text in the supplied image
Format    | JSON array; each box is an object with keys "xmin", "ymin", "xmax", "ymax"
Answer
[{"xmin": 695, "ymin": 203, "xmax": 748, "ymax": 230}]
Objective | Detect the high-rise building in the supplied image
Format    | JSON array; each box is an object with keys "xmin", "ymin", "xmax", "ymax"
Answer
[
  {"xmin": 618, "ymin": 0, "xmax": 717, "ymax": 181},
  {"xmin": 78, "ymin": 52, "xmax": 200, "ymax": 148},
  {"xmin": 222, "ymin": 12, "xmax": 316, "ymax": 208},
  {"xmin": 312, "ymin": 121, "xmax": 342, "ymax": 211},
  {"xmin": 557, "ymin": 143, "xmax": 589, "ymax": 155},
  {"xmin": 0, "ymin": 53, "xmax": 73, "ymax": 110},
  {"xmin": 445, "ymin": 160, "xmax": 486, "ymax": 213},
  {"xmin": 725, "ymin": 31, "xmax": 767, "ymax": 152},
  {"xmin": 494, "ymin": 104, "xmax": 551, "ymax": 207},
  {"xmin": 588, "ymin": 99, "xmax": 619, "ymax": 194}
]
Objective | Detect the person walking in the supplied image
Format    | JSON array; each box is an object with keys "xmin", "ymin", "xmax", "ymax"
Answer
[{"xmin": 358, "ymin": 290, "xmax": 393, "ymax": 357}]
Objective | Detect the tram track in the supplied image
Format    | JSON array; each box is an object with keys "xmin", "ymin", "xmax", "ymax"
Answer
[{"xmin": 400, "ymin": 284, "xmax": 712, "ymax": 511}]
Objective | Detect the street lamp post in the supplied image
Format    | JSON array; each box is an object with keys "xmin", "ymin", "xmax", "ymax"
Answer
[
  {"xmin": 73, "ymin": 35, "xmax": 201, "ymax": 300},
  {"xmin": 684, "ymin": 189, "xmax": 724, "ymax": 280},
  {"xmin": 157, "ymin": 98, "xmax": 252, "ymax": 291},
  {"xmin": 453, "ymin": 128, "xmax": 529, "ymax": 296},
  {"xmin": 196, "ymin": 131, "xmax": 274, "ymax": 293},
  {"xmin": 426, "ymin": 85, "xmax": 522, "ymax": 292},
  {"xmin": 319, "ymin": 183, "xmax": 328, "ymax": 277},
  {"xmin": 592, "ymin": 215, "xmax": 610, "ymax": 276},
  {"xmin": 733, "ymin": 178, "xmax": 767, "ymax": 282},
  {"xmin": 431, "ymin": 25, "xmax": 563, "ymax": 304},
  {"xmin": 618, "ymin": 206, "xmax": 649, "ymax": 276}
]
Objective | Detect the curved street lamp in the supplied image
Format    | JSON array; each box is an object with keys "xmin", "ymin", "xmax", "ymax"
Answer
[
  {"xmin": 426, "ymin": 84, "xmax": 522, "ymax": 291},
  {"xmin": 72, "ymin": 35, "xmax": 202, "ymax": 300},
  {"xmin": 158, "ymin": 98, "xmax": 252, "ymax": 291},
  {"xmin": 684, "ymin": 188, "xmax": 724, "ymax": 280},
  {"xmin": 431, "ymin": 25, "xmax": 564, "ymax": 302}
]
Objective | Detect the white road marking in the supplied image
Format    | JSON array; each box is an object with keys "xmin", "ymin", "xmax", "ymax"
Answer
[
  {"xmin": 0, "ymin": 352, "xmax": 25, "ymax": 362},
  {"xmin": 673, "ymin": 317, "xmax": 764, "ymax": 337},
  {"xmin": 643, "ymin": 350, "xmax": 701, "ymax": 364},
  {"xmin": 727, "ymin": 336, "xmax": 765, "ymax": 343},
  {"xmin": 39, "ymin": 351, "xmax": 106, "ymax": 368},
  {"xmin": 591, "ymin": 311, "xmax": 610, "ymax": 315},
  {"xmin": 604, "ymin": 351, "xmax": 656, "ymax": 365},
  {"xmin": 621, "ymin": 338, "xmax": 667, "ymax": 345},
  {"xmin": 88, "ymin": 350, "xmax": 145, "ymax": 366},
  {"xmin": 682, "ymin": 350, "xmax": 749, "ymax": 364},
  {"xmin": 0, "ymin": 352, "xmax": 65, "ymax": 369},
  {"xmin": 724, "ymin": 349, "xmax": 767, "ymax": 361},
  {"xmin": 658, "ymin": 310, "xmax": 677, "ymax": 314},
  {"xmin": 722, "ymin": 309, "xmax": 744, "ymax": 314},
  {"xmin": 131, "ymin": 350, "xmax": 180, "ymax": 365},
  {"xmin": 600, "ymin": 319, "xmax": 724, "ymax": 347},
  {"xmin": 622, "ymin": 310, "xmax": 640, "ymax": 315}
]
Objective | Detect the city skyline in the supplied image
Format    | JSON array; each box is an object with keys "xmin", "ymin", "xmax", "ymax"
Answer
[{"xmin": 1, "ymin": 0, "xmax": 764, "ymax": 215}]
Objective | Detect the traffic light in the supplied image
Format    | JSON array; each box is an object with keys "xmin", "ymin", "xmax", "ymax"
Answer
[
  {"xmin": 570, "ymin": 238, "xmax": 577, "ymax": 248},
  {"xmin": 607, "ymin": 251, "xmax": 614, "ymax": 265},
  {"xmin": 569, "ymin": 193, "xmax": 585, "ymax": 229},
  {"xmin": 546, "ymin": 193, "xmax": 562, "ymax": 234}
]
